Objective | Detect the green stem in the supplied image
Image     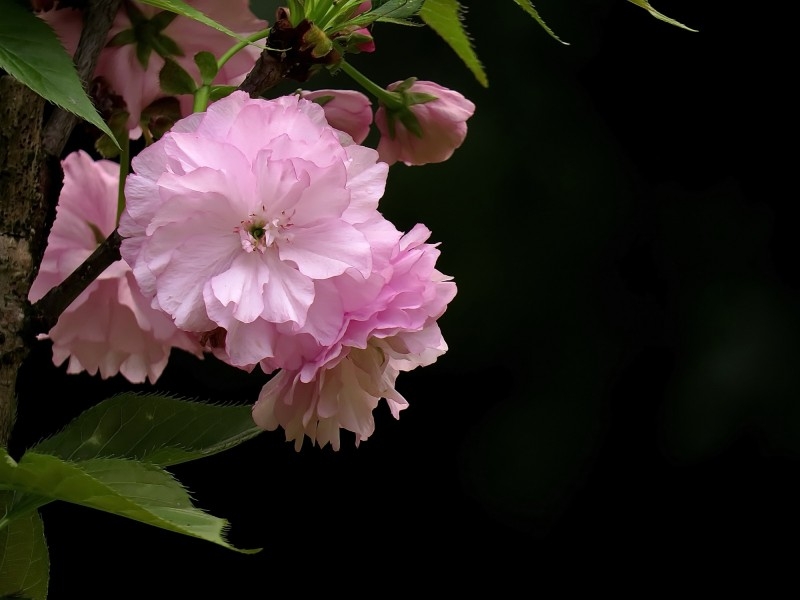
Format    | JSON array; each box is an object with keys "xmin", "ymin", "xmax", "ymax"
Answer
[
  {"xmin": 193, "ymin": 85, "xmax": 211, "ymax": 112},
  {"xmin": 217, "ymin": 29, "xmax": 272, "ymax": 71},
  {"xmin": 116, "ymin": 130, "xmax": 130, "ymax": 223},
  {"xmin": 338, "ymin": 60, "xmax": 403, "ymax": 110}
]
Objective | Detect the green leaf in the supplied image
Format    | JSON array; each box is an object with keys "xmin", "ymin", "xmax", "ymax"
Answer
[
  {"xmin": 159, "ymin": 58, "xmax": 197, "ymax": 95},
  {"xmin": 194, "ymin": 51, "xmax": 219, "ymax": 85},
  {"xmin": 138, "ymin": 0, "xmax": 254, "ymax": 44},
  {"xmin": 627, "ymin": 0, "xmax": 698, "ymax": 32},
  {"xmin": 371, "ymin": 0, "xmax": 425, "ymax": 19},
  {"xmin": 0, "ymin": 449, "xmax": 259, "ymax": 554},
  {"xmin": 0, "ymin": 493, "xmax": 49, "ymax": 600},
  {"xmin": 0, "ymin": 0, "xmax": 118, "ymax": 147},
  {"xmin": 511, "ymin": 0, "xmax": 569, "ymax": 45},
  {"xmin": 32, "ymin": 392, "xmax": 262, "ymax": 468},
  {"xmin": 209, "ymin": 84, "xmax": 237, "ymax": 101},
  {"xmin": 419, "ymin": 0, "xmax": 487, "ymax": 88},
  {"xmin": 348, "ymin": 0, "xmax": 425, "ymax": 27}
]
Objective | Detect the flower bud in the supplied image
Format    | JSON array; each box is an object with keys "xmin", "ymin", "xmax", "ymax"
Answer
[{"xmin": 375, "ymin": 79, "xmax": 475, "ymax": 166}]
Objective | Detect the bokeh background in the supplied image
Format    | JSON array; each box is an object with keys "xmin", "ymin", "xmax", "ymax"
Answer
[{"xmin": 12, "ymin": 0, "xmax": 797, "ymax": 594}]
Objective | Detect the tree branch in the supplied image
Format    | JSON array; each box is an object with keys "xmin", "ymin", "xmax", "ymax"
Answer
[
  {"xmin": 43, "ymin": 0, "xmax": 122, "ymax": 158},
  {"xmin": 29, "ymin": 230, "xmax": 123, "ymax": 335}
]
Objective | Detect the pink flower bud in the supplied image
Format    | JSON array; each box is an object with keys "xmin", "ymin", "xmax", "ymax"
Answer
[
  {"xmin": 299, "ymin": 88, "xmax": 373, "ymax": 143},
  {"xmin": 375, "ymin": 80, "xmax": 475, "ymax": 166}
]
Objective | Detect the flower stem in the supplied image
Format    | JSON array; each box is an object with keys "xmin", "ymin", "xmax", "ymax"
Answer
[
  {"xmin": 117, "ymin": 130, "xmax": 130, "ymax": 223},
  {"xmin": 193, "ymin": 85, "xmax": 211, "ymax": 113},
  {"xmin": 338, "ymin": 60, "xmax": 403, "ymax": 110},
  {"xmin": 217, "ymin": 29, "xmax": 272, "ymax": 71}
]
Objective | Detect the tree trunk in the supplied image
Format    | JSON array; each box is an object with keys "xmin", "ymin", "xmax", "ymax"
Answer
[{"xmin": 0, "ymin": 75, "xmax": 50, "ymax": 448}]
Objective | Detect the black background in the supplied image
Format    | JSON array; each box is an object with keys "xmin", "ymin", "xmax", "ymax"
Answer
[{"xmin": 11, "ymin": 0, "xmax": 799, "ymax": 595}]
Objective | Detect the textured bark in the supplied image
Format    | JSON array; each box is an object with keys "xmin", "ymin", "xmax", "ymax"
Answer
[{"xmin": 0, "ymin": 77, "xmax": 48, "ymax": 448}]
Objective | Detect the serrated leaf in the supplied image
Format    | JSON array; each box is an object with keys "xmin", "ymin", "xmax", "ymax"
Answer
[
  {"xmin": 511, "ymin": 0, "xmax": 569, "ymax": 45},
  {"xmin": 138, "ymin": 0, "xmax": 253, "ymax": 44},
  {"xmin": 159, "ymin": 58, "xmax": 197, "ymax": 95},
  {"xmin": 0, "ymin": 449, "xmax": 259, "ymax": 554},
  {"xmin": 0, "ymin": 0, "xmax": 118, "ymax": 147},
  {"xmin": 419, "ymin": 0, "xmax": 487, "ymax": 88},
  {"xmin": 0, "ymin": 493, "xmax": 49, "ymax": 600},
  {"xmin": 627, "ymin": 0, "xmax": 698, "ymax": 32},
  {"xmin": 32, "ymin": 392, "xmax": 262, "ymax": 467},
  {"xmin": 371, "ymin": 0, "xmax": 425, "ymax": 19}
]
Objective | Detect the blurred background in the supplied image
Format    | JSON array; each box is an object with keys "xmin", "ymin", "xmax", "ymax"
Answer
[{"xmin": 12, "ymin": 0, "xmax": 797, "ymax": 594}]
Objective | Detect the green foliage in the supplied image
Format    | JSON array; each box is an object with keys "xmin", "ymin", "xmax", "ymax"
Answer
[
  {"xmin": 419, "ymin": 0, "xmax": 487, "ymax": 88},
  {"xmin": 194, "ymin": 51, "xmax": 219, "ymax": 85},
  {"xmin": 0, "ymin": 448, "xmax": 259, "ymax": 554},
  {"xmin": 0, "ymin": 493, "xmax": 48, "ymax": 600},
  {"xmin": 511, "ymin": 0, "xmax": 569, "ymax": 45},
  {"xmin": 627, "ymin": 0, "xmax": 698, "ymax": 32},
  {"xmin": 32, "ymin": 392, "xmax": 262, "ymax": 468},
  {"xmin": 0, "ymin": 0, "xmax": 117, "ymax": 147},
  {"xmin": 0, "ymin": 394, "xmax": 263, "ymax": 585},
  {"xmin": 159, "ymin": 58, "xmax": 197, "ymax": 95}
]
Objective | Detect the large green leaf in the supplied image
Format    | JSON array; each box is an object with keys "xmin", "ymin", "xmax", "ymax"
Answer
[
  {"xmin": 0, "ymin": 449, "xmax": 259, "ymax": 554},
  {"xmin": 32, "ymin": 392, "xmax": 262, "ymax": 467},
  {"xmin": 627, "ymin": 0, "xmax": 698, "ymax": 32},
  {"xmin": 420, "ymin": 0, "xmax": 487, "ymax": 88},
  {"xmin": 0, "ymin": 493, "xmax": 49, "ymax": 600},
  {"xmin": 371, "ymin": 0, "xmax": 426, "ymax": 19},
  {"xmin": 511, "ymin": 0, "xmax": 569, "ymax": 45},
  {"xmin": 138, "ymin": 0, "xmax": 261, "ymax": 44},
  {"xmin": 0, "ymin": 0, "xmax": 117, "ymax": 146}
]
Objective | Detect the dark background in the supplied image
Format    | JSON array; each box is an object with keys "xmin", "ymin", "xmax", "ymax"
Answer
[{"xmin": 12, "ymin": 0, "xmax": 798, "ymax": 594}]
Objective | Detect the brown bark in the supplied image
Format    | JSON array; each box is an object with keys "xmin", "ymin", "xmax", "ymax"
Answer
[{"xmin": 0, "ymin": 77, "xmax": 48, "ymax": 448}]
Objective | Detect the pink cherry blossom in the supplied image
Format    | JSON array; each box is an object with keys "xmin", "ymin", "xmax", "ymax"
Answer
[
  {"xmin": 119, "ymin": 91, "xmax": 393, "ymax": 369},
  {"xmin": 351, "ymin": 2, "xmax": 375, "ymax": 53},
  {"xmin": 40, "ymin": 0, "xmax": 267, "ymax": 131},
  {"xmin": 28, "ymin": 150, "xmax": 202, "ymax": 384},
  {"xmin": 252, "ymin": 224, "xmax": 457, "ymax": 450},
  {"xmin": 375, "ymin": 80, "xmax": 476, "ymax": 166},
  {"xmin": 298, "ymin": 88, "xmax": 373, "ymax": 143}
]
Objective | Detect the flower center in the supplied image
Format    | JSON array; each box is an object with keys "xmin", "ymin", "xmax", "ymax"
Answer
[{"xmin": 234, "ymin": 208, "xmax": 294, "ymax": 253}]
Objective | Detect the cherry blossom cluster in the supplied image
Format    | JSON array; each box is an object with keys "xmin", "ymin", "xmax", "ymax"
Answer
[{"xmin": 31, "ymin": 0, "xmax": 474, "ymax": 450}]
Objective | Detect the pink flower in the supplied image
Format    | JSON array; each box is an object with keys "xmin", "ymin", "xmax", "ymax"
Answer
[
  {"xmin": 252, "ymin": 224, "xmax": 457, "ymax": 450},
  {"xmin": 28, "ymin": 151, "xmax": 202, "ymax": 384},
  {"xmin": 119, "ymin": 91, "xmax": 393, "ymax": 369},
  {"xmin": 298, "ymin": 88, "xmax": 373, "ymax": 144},
  {"xmin": 375, "ymin": 80, "xmax": 475, "ymax": 166},
  {"xmin": 41, "ymin": 1, "xmax": 267, "ymax": 131},
  {"xmin": 351, "ymin": 2, "xmax": 375, "ymax": 53}
]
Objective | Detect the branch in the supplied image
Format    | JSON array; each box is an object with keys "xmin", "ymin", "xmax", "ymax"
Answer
[
  {"xmin": 29, "ymin": 230, "xmax": 123, "ymax": 335},
  {"xmin": 42, "ymin": 0, "xmax": 122, "ymax": 157}
]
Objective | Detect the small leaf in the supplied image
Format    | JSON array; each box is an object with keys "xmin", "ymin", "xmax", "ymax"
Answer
[
  {"xmin": 149, "ymin": 10, "xmax": 180, "ymax": 32},
  {"xmin": 511, "ymin": 0, "xmax": 569, "ymax": 45},
  {"xmin": 159, "ymin": 58, "xmax": 197, "ymax": 96},
  {"xmin": 209, "ymin": 85, "xmax": 237, "ymax": 101},
  {"xmin": 0, "ymin": 0, "xmax": 118, "ymax": 147},
  {"xmin": 626, "ymin": 0, "xmax": 698, "ymax": 32},
  {"xmin": 151, "ymin": 32, "xmax": 184, "ymax": 58},
  {"xmin": 0, "ymin": 493, "xmax": 49, "ymax": 600},
  {"xmin": 31, "ymin": 392, "xmax": 262, "ymax": 467},
  {"xmin": 137, "ymin": 0, "xmax": 254, "ymax": 44},
  {"xmin": 107, "ymin": 28, "xmax": 137, "ymax": 47},
  {"xmin": 95, "ymin": 110, "xmax": 130, "ymax": 159},
  {"xmin": 0, "ymin": 449, "xmax": 259, "ymax": 553},
  {"xmin": 419, "ymin": 0, "xmax": 488, "ymax": 87},
  {"xmin": 194, "ymin": 51, "xmax": 219, "ymax": 85}
]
